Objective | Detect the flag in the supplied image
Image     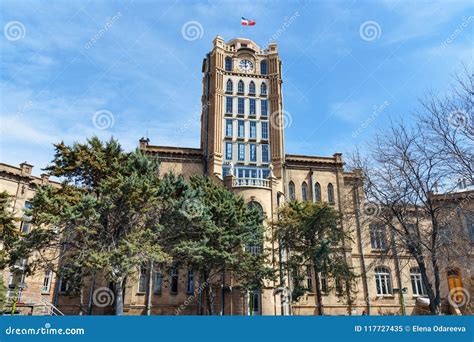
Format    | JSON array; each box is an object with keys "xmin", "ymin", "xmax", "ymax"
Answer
[{"xmin": 241, "ymin": 17, "xmax": 256, "ymax": 26}]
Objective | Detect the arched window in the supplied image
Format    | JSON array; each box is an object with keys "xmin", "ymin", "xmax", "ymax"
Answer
[
  {"xmin": 289, "ymin": 181, "xmax": 296, "ymax": 201},
  {"xmin": 374, "ymin": 266, "xmax": 392, "ymax": 295},
  {"xmin": 225, "ymin": 57, "xmax": 232, "ymax": 71},
  {"xmin": 226, "ymin": 79, "xmax": 233, "ymax": 93},
  {"xmin": 314, "ymin": 182, "xmax": 321, "ymax": 202},
  {"xmin": 327, "ymin": 183, "xmax": 334, "ymax": 203},
  {"xmin": 247, "ymin": 200, "xmax": 263, "ymax": 215},
  {"xmin": 238, "ymin": 80, "xmax": 245, "ymax": 94},
  {"xmin": 410, "ymin": 267, "xmax": 426, "ymax": 296},
  {"xmin": 301, "ymin": 182, "xmax": 308, "ymax": 201},
  {"xmin": 249, "ymin": 81, "xmax": 255, "ymax": 94},
  {"xmin": 260, "ymin": 60, "xmax": 268, "ymax": 75},
  {"xmin": 260, "ymin": 83, "xmax": 267, "ymax": 95}
]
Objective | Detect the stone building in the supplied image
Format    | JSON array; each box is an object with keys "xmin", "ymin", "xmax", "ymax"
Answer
[{"xmin": 1, "ymin": 36, "xmax": 472, "ymax": 315}]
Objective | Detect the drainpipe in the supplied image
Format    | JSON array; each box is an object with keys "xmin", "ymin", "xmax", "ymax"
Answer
[
  {"xmin": 203, "ymin": 53, "xmax": 211, "ymax": 176},
  {"xmin": 391, "ymin": 230, "xmax": 406, "ymax": 315},
  {"xmin": 354, "ymin": 186, "xmax": 371, "ymax": 315},
  {"xmin": 335, "ymin": 166, "xmax": 352, "ymax": 315},
  {"xmin": 309, "ymin": 168, "xmax": 315, "ymax": 202}
]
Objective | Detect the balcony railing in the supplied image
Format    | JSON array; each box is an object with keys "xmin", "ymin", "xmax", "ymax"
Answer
[{"xmin": 233, "ymin": 178, "xmax": 271, "ymax": 189}]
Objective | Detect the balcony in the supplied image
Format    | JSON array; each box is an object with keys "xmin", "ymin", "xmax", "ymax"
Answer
[{"xmin": 232, "ymin": 177, "xmax": 271, "ymax": 189}]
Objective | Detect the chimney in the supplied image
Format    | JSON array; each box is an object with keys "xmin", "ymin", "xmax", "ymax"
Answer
[
  {"xmin": 139, "ymin": 137, "xmax": 150, "ymax": 150},
  {"xmin": 333, "ymin": 153, "xmax": 343, "ymax": 163},
  {"xmin": 19, "ymin": 162, "xmax": 33, "ymax": 176},
  {"xmin": 40, "ymin": 174, "xmax": 49, "ymax": 184}
]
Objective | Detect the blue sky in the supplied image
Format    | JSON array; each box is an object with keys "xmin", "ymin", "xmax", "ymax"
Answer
[{"xmin": 1, "ymin": 0, "xmax": 473, "ymax": 175}]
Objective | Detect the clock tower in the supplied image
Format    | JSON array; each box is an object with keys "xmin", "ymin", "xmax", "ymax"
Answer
[{"xmin": 200, "ymin": 36, "xmax": 285, "ymax": 180}]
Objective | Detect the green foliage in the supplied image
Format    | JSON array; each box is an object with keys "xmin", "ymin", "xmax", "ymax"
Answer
[
  {"xmin": 0, "ymin": 191, "xmax": 20, "ymax": 270},
  {"xmin": 274, "ymin": 201, "xmax": 357, "ymax": 307}
]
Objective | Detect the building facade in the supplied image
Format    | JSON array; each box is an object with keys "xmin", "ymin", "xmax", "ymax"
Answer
[{"xmin": 1, "ymin": 36, "xmax": 472, "ymax": 316}]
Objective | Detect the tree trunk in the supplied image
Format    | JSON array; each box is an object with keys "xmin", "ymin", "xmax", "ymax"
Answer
[
  {"xmin": 115, "ymin": 279, "xmax": 124, "ymax": 315},
  {"xmin": 417, "ymin": 258, "xmax": 439, "ymax": 315},
  {"xmin": 313, "ymin": 264, "xmax": 324, "ymax": 316},
  {"xmin": 204, "ymin": 271, "xmax": 214, "ymax": 315},
  {"xmin": 87, "ymin": 275, "xmax": 96, "ymax": 315},
  {"xmin": 430, "ymin": 253, "xmax": 441, "ymax": 315}
]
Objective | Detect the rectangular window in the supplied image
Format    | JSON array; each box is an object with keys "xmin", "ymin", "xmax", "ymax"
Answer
[
  {"xmin": 42, "ymin": 269, "xmax": 52, "ymax": 293},
  {"xmin": 238, "ymin": 143, "xmax": 245, "ymax": 161},
  {"xmin": 225, "ymin": 119, "xmax": 233, "ymax": 137},
  {"xmin": 319, "ymin": 273, "xmax": 328, "ymax": 293},
  {"xmin": 225, "ymin": 142, "xmax": 233, "ymax": 160},
  {"xmin": 138, "ymin": 266, "xmax": 147, "ymax": 293},
  {"xmin": 20, "ymin": 221, "xmax": 31, "ymax": 234},
  {"xmin": 170, "ymin": 267, "xmax": 178, "ymax": 294},
  {"xmin": 249, "ymin": 144, "xmax": 257, "ymax": 162},
  {"xmin": 261, "ymin": 122, "xmax": 268, "ymax": 140},
  {"xmin": 369, "ymin": 224, "xmax": 386, "ymax": 250},
  {"xmin": 226, "ymin": 97, "xmax": 233, "ymax": 113},
  {"xmin": 59, "ymin": 277, "xmax": 69, "ymax": 293},
  {"xmin": 306, "ymin": 267, "xmax": 313, "ymax": 291},
  {"xmin": 261, "ymin": 100, "xmax": 268, "ymax": 116},
  {"xmin": 187, "ymin": 270, "xmax": 195, "ymax": 294},
  {"xmin": 238, "ymin": 120, "xmax": 245, "ymax": 138},
  {"xmin": 467, "ymin": 214, "xmax": 474, "ymax": 242},
  {"xmin": 262, "ymin": 145, "xmax": 269, "ymax": 163},
  {"xmin": 250, "ymin": 121, "xmax": 257, "ymax": 138},
  {"xmin": 410, "ymin": 272, "xmax": 426, "ymax": 296},
  {"xmin": 249, "ymin": 99, "xmax": 256, "ymax": 115},
  {"xmin": 154, "ymin": 269, "xmax": 163, "ymax": 294},
  {"xmin": 238, "ymin": 98, "xmax": 245, "ymax": 114}
]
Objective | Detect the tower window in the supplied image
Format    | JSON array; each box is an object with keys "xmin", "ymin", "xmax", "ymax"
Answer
[
  {"xmin": 225, "ymin": 57, "xmax": 232, "ymax": 71},
  {"xmin": 249, "ymin": 144, "xmax": 257, "ymax": 162},
  {"xmin": 238, "ymin": 80, "xmax": 245, "ymax": 94},
  {"xmin": 226, "ymin": 97, "xmax": 233, "ymax": 114},
  {"xmin": 249, "ymin": 81, "xmax": 256, "ymax": 94},
  {"xmin": 238, "ymin": 120, "xmax": 245, "ymax": 138},
  {"xmin": 289, "ymin": 181, "xmax": 295, "ymax": 201},
  {"xmin": 42, "ymin": 269, "xmax": 52, "ymax": 293},
  {"xmin": 260, "ymin": 60, "xmax": 268, "ymax": 75},
  {"xmin": 225, "ymin": 119, "xmax": 233, "ymax": 137},
  {"xmin": 261, "ymin": 100, "xmax": 268, "ymax": 116},
  {"xmin": 238, "ymin": 98, "xmax": 245, "ymax": 114},
  {"xmin": 249, "ymin": 99, "xmax": 256, "ymax": 115},
  {"xmin": 261, "ymin": 122, "xmax": 268, "ymax": 140},
  {"xmin": 260, "ymin": 83, "xmax": 267, "ymax": 95},
  {"xmin": 154, "ymin": 267, "xmax": 163, "ymax": 294},
  {"xmin": 302, "ymin": 182, "xmax": 308, "ymax": 201},
  {"xmin": 225, "ymin": 142, "xmax": 233, "ymax": 160},
  {"xmin": 238, "ymin": 143, "xmax": 245, "ymax": 161},
  {"xmin": 327, "ymin": 183, "xmax": 335, "ymax": 203},
  {"xmin": 315, "ymin": 182, "xmax": 321, "ymax": 202},
  {"xmin": 262, "ymin": 145, "xmax": 269, "ymax": 163},
  {"xmin": 250, "ymin": 121, "xmax": 257, "ymax": 138},
  {"xmin": 226, "ymin": 79, "xmax": 233, "ymax": 93}
]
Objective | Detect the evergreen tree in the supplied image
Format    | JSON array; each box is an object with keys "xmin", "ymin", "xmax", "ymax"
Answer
[{"xmin": 274, "ymin": 201, "xmax": 356, "ymax": 315}]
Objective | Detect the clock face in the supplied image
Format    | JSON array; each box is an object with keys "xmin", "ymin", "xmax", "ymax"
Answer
[{"xmin": 239, "ymin": 59, "xmax": 253, "ymax": 72}]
